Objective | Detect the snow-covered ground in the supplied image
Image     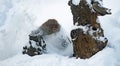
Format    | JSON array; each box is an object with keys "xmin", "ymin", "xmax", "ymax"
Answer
[{"xmin": 0, "ymin": 0, "xmax": 120, "ymax": 66}]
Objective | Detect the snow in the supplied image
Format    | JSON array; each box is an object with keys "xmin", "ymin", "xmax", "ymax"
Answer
[
  {"xmin": 72, "ymin": 25, "xmax": 89, "ymax": 34},
  {"xmin": 0, "ymin": 0, "xmax": 120, "ymax": 66},
  {"xmin": 86, "ymin": 0, "xmax": 92, "ymax": 5},
  {"xmin": 0, "ymin": 9, "xmax": 35, "ymax": 60},
  {"xmin": 72, "ymin": 0, "xmax": 80, "ymax": 5},
  {"xmin": 72, "ymin": 0, "xmax": 92, "ymax": 6},
  {"xmin": 0, "ymin": 0, "xmax": 12, "ymax": 26},
  {"xmin": 0, "ymin": 54, "xmax": 90, "ymax": 66}
]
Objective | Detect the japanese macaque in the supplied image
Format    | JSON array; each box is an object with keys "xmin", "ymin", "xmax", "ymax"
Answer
[
  {"xmin": 40, "ymin": 19, "xmax": 60, "ymax": 35},
  {"xmin": 23, "ymin": 19, "xmax": 73, "ymax": 56},
  {"xmin": 30, "ymin": 19, "xmax": 60, "ymax": 36},
  {"xmin": 92, "ymin": 1, "xmax": 111, "ymax": 16}
]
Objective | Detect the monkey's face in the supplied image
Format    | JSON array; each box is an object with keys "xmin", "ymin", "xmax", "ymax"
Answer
[
  {"xmin": 41, "ymin": 19, "xmax": 60, "ymax": 35},
  {"xmin": 49, "ymin": 23, "xmax": 59, "ymax": 32}
]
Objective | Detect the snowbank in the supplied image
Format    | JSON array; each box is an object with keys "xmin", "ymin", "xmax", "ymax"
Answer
[
  {"xmin": 0, "ymin": 54, "xmax": 90, "ymax": 66},
  {"xmin": 0, "ymin": 0, "xmax": 35, "ymax": 60},
  {"xmin": 0, "ymin": 0, "xmax": 120, "ymax": 66}
]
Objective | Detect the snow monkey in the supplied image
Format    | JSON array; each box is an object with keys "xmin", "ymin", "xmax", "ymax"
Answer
[
  {"xmin": 40, "ymin": 19, "xmax": 60, "ymax": 35},
  {"xmin": 23, "ymin": 19, "xmax": 73, "ymax": 56},
  {"xmin": 30, "ymin": 19, "xmax": 60, "ymax": 36}
]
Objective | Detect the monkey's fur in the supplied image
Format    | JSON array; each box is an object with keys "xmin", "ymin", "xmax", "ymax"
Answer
[
  {"xmin": 40, "ymin": 19, "xmax": 60, "ymax": 35},
  {"xmin": 23, "ymin": 19, "xmax": 73, "ymax": 56},
  {"xmin": 30, "ymin": 19, "xmax": 61, "ymax": 36}
]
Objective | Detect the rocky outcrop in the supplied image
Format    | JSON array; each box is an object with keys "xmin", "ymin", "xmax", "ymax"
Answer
[
  {"xmin": 69, "ymin": 0, "xmax": 110, "ymax": 59},
  {"xmin": 22, "ymin": 35, "xmax": 46, "ymax": 56}
]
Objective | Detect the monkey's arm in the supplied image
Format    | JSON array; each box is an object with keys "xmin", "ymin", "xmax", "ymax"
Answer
[{"xmin": 30, "ymin": 28, "xmax": 44, "ymax": 36}]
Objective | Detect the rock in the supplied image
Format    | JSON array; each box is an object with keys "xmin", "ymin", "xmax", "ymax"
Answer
[
  {"xmin": 22, "ymin": 35, "xmax": 46, "ymax": 56},
  {"xmin": 69, "ymin": 0, "xmax": 109, "ymax": 59}
]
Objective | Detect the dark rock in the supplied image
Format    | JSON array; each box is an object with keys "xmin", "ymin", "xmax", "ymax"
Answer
[
  {"xmin": 69, "ymin": 0, "xmax": 109, "ymax": 59},
  {"xmin": 22, "ymin": 35, "xmax": 46, "ymax": 56}
]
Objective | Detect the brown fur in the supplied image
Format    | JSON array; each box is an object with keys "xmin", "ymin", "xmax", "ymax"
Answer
[{"xmin": 40, "ymin": 19, "xmax": 61, "ymax": 35}]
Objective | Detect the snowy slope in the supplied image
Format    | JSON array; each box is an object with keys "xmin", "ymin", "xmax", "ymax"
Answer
[
  {"xmin": 0, "ymin": 0, "xmax": 120, "ymax": 66},
  {"xmin": 0, "ymin": 54, "xmax": 91, "ymax": 66}
]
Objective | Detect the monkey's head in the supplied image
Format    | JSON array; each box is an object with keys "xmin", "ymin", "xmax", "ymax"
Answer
[{"xmin": 41, "ymin": 19, "xmax": 61, "ymax": 35}]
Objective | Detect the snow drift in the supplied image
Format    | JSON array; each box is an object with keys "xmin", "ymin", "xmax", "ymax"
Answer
[{"xmin": 0, "ymin": 0, "xmax": 120, "ymax": 66}]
